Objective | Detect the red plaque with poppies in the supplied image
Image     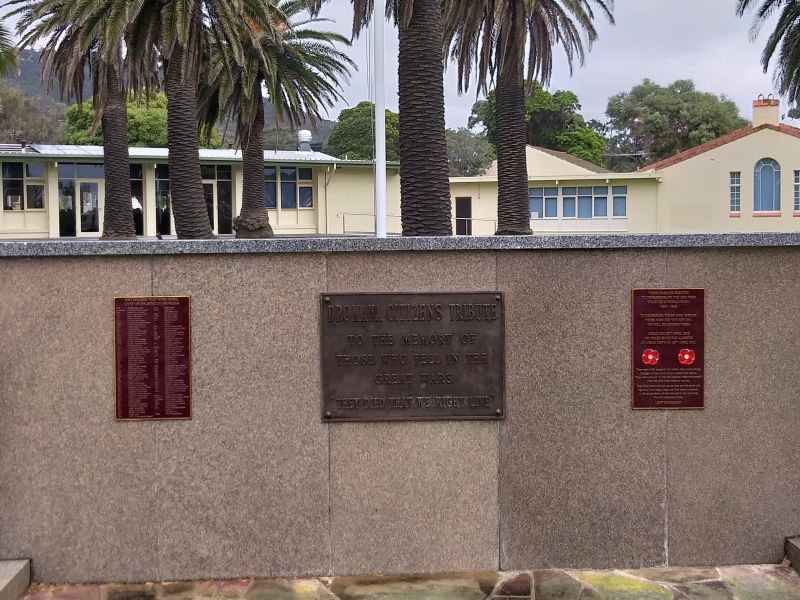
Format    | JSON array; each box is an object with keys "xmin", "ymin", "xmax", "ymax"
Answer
[{"xmin": 632, "ymin": 289, "xmax": 704, "ymax": 410}]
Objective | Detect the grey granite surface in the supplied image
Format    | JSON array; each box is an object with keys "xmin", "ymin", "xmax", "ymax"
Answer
[{"xmin": 4, "ymin": 232, "xmax": 800, "ymax": 257}]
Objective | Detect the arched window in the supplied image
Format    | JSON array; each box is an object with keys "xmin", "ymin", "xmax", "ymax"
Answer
[{"xmin": 754, "ymin": 158, "xmax": 781, "ymax": 212}]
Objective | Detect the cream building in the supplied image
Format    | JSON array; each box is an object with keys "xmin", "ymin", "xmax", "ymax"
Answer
[
  {"xmin": 637, "ymin": 97, "xmax": 800, "ymax": 233},
  {"xmin": 0, "ymin": 97, "xmax": 796, "ymax": 239}
]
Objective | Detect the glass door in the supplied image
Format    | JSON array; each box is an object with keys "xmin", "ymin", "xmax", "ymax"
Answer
[
  {"xmin": 79, "ymin": 181, "xmax": 101, "ymax": 234},
  {"xmin": 203, "ymin": 182, "xmax": 216, "ymax": 232}
]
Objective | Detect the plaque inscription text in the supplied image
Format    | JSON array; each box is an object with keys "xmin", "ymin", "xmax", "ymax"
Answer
[
  {"xmin": 321, "ymin": 292, "xmax": 505, "ymax": 421},
  {"xmin": 115, "ymin": 296, "xmax": 192, "ymax": 420},
  {"xmin": 632, "ymin": 289, "xmax": 704, "ymax": 410}
]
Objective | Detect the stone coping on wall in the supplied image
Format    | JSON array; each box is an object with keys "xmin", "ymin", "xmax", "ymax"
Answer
[{"xmin": 2, "ymin": 232, "xmax": 800, "ymax": 257}]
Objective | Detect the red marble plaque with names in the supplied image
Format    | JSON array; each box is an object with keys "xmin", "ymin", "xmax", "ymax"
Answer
[
  {"xmin": 114, "ymin": 296, "xmax": 192, "ymax": 420},
  {"xmin": 632, "ymin": 289, "xmax": 704, "ymax": 410}
]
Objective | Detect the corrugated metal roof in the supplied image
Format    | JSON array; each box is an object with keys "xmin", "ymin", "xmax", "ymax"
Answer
[{"xmin": 24, "ymin": 144, "xmax": 338, "ymax": 163}]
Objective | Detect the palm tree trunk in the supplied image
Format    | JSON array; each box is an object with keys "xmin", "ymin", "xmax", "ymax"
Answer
[
  {"xmin": 101, "ymin": 64, "xmax": 136, "ymax": 239},
  {"xmin": 494, "ymin": 25, "xmax": 532, "ymax": 235},
  {"xmin": 234, "ymin": 81, "xmax": 273, "ymax": 239},
  {"xmin": 165, "ymin": 44, "xmax": 214, "ymax": 239},
  {"xmin": 398, "ymin": 0, "xmax": 452, "ymax": 236}
]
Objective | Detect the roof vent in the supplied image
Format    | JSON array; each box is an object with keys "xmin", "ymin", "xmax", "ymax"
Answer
[{"xmin": 298, "ymin": 129, "xmax": 313, "ymax": 153}]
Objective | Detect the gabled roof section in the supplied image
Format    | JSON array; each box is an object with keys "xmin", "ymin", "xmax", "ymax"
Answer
[
  {"xmin": 534, "ymin": 146, "xmax": 611, "ymax": 174},
  {"xmin": 638, "ymin": 123, "xmax": 800, "ymax": 172}
]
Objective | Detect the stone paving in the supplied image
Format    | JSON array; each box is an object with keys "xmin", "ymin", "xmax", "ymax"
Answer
[{"xmin": 20, "ymin": 565, "xmax": 800, "ymax": 600}]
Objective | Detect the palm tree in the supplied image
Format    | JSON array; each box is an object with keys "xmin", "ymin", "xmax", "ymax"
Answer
[
  {"xmin": 313, "ymin": 0, "xmax": 453, "ymax": 236},
  {"xmin": 0, "ymin": 20, "xmax": 18, "ymax": 76},
  {"xmin": 199, "ymin": 0, "xmax": 353, "ymax": 239},
  {"xmin": 737, "ymin": 0, "xmax": 800, "ymax": 104},
  {"xmin": 444, "ymin": 1, "xmax": 614, "ymax": 235},
  {"xmin": 12, "ymin": 0, "xmax": 139, "ymax": 239},
  {"xmin": 126, "ymin": 0, "xmax": 287, "ymax": 239}
]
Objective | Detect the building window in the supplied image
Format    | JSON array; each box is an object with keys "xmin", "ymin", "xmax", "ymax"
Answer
[
  {"xmin": 561, "ymin": 186, "xmax": 619, "ymax": 218},
  {"xmin": 2, "ymin": 162, "xmax": 45, "ymax": 211},
  {"xmin": 794, "ymin": 171, "xmax": 800, "ymax": 212},
  {"xmin": 563, "ymin": 188, "xmax": 576, "ymax": 218},
  {"xmin": 264, "ymin": 165, "xmax": 314, "ymax": 210},
  {"xmin": 612, "ymin": 186, "xmax": 627, "ymax": 217},
  {"xmin": 155, "ymin": 164, "xmax": 171, "ymax": 236},
  {"xmin": 281, "ymin": 167, "xmax": 297, "ymax": 209},
  {"xmin": 130, "ymin": 164, "xmax": 144, "ymax": 236},
  {"xmin": 730, "ymin": 172, "xmax": 741, "ymax": 213},
  {"xmin": 754, "ymin": 158, "xmax": 780, "ymax": 212},
  {"xmin": 264, "ymin": 166, "xmax": 277, "ymax": 209},
  {"xmin": 529, "ymin": 187, "xmax": 558, "ymax": 219}
]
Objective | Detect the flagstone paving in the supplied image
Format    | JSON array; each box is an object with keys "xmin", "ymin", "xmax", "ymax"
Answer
[{"xmin": 20, "ymin": 565, "xmax": 800, "ymax": 600}]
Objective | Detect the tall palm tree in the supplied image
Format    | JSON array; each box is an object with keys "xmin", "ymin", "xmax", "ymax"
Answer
[
  {"xmin": 312, "ymin": 0, "xmax": 452, "ymax": 236},
  {"xmin": 199, "ymin": 0, "xmax": 353, "ymax": 239},
  {"xmin": 444, "ymin": 0, "xmax": 614, "ymax": 235},
  {"xmin": 12, "ymin": 0, "xmax": 140, "ymax": 239},
  {"xmin": 126, "ymin": 0, "xmax": 286, "ymax": 239},
  {"xmin": 737, "ymin": 0, "xmax": 800, "ymax": 104}
]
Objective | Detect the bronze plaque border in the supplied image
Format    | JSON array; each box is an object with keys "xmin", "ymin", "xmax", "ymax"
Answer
[
  {"xmin": 631, "ymin": 288, "xmax": 705, "ymax": 411},
  {"xmin": 320, "ymin": 291, "xmax": 505, "ymax": 423},
  {"xmin": 114, "ymin": 295, "xmax": 193, "ymax": 422}
]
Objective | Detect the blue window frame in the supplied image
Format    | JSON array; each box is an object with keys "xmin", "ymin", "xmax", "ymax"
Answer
[{"xmin": 754, "ymin": 158, "xmax": 781, "ymax": 212}]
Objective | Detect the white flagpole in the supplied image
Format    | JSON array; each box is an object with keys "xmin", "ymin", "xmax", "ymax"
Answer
[{"xmin": 373, "ymin": 0, "xmax": 387, "ymax": 238}]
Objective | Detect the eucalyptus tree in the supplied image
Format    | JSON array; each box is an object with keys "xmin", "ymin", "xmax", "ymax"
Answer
[
  {"xmin": 737, "ymin": 0, "xmax": 800, "ymax": 104},
  {"xmin": 124, "ymin": 0, "xmax": 288, "ymax": 239},
  {"xmin": 199, "ymin": 0, "xmax": 353, "ymax": 238},
  {"xmin": 444, "ymin": 0, "xmax": 614, "ymax": 235},
  {"xmin": 12, "ymin": 0, "xmax": 145, "ymax": 238},
  {"xmin": 312, "ymin": 0, "xmax": 452, "ymax": 236}
]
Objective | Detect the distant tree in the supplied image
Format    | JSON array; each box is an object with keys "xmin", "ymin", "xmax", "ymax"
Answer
[
  {"xmin": 62, "ymin": 92, "xmax": 223, "ymax": 148},
  {"xmin": 324, "ymin": 101, "xmax": 400, "ymax": 161},
  {"xmin": 469, "ymin": 84, "xmax": 606, "ymax": 166},
  {"xmin": 602, "ymin": 79, "xmax": 748, "ymax": 169},
  {"xmin": 0, "ymin": 83, "xmax": 62, "ymax": 143},
  {"xmin": 446, "ymin": 128, "xmax": 495, "ymax": 176}
]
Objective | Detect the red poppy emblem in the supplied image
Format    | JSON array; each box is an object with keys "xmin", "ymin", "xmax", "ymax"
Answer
[
  {"xmin": 642, "ymin": 349, "xmax": 659, "ymax": 366},
  {"xmin": 678, "ymin": 349, "xmax": 696, "ymax": 365}
]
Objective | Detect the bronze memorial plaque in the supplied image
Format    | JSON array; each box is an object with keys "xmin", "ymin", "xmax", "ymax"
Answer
[
  {"xmin": 321, "ymin": 292, "xmax": 505, "ymax": 421},
  {"xmin": 632, "ymin": 288, "xmax": 704, "ymax": 410},
  {"xmin": 114, "ymin": 296, "xmax": 192, "ymax": 420}
]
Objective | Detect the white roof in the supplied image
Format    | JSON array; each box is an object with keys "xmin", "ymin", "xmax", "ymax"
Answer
[{"xmin": 25, "ymin": 144, "xmax": 337, "ymax": 163}]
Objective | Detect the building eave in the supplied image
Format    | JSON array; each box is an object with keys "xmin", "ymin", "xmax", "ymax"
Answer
[{"xmin": 450, "ymin": 172, "xmax": 663, "ymax": 184}]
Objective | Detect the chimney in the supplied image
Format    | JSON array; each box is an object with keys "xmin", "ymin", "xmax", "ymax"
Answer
[
  {"xmin": 753, "ymin": 94, "xmax": 780, "ymax": 127},
  {"xmin": 298, "ymin": 129, "xmax": 313, "ymax": 153}
]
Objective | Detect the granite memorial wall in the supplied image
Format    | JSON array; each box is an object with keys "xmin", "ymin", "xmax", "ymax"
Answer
[{"xmin": 0, "ymin": 237, "xmax": 797, "ymax": 583}]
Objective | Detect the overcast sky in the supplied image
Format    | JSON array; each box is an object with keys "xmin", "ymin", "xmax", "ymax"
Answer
[{"xmin": 315, "ymin": 0, "xmax": 785, "ymax": 130}]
